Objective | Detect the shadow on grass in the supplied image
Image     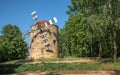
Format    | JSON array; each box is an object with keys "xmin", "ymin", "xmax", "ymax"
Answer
[{"xmin": 0, "ymin": 64, "xmax": 21, "ymax": 74}]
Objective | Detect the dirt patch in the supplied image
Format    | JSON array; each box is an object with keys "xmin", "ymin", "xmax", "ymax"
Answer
[
  {"xmin": 16, "ymin": 70, "xmax": 120, "ymax": 75},
  {"xmin": 59, "ymin": 70, "xmax": 118, "ymax": 74}
]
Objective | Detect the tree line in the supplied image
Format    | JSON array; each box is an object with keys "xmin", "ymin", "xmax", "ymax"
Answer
[{"xmin": 59, "ymin": 0, "xmax": 120, "ymax": 61}]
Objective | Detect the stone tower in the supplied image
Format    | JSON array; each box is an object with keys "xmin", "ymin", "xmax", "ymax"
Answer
[{"xmin": 30, "ymin": 20, "xmax": 58, "ymax": 59}]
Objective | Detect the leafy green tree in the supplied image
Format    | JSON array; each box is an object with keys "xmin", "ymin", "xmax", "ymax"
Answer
[
  {"xmin": 107, "ymin": 0, "xmax": 120, "ymax": 61},
  {"xmin": 0, "ymin": 24, "xmax": 28, "ymax": 62}
]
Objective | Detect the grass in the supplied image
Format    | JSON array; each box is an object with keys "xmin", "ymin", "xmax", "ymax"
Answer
[{"xmin": 0, "ymin": 60, "xmax": 120, "ymax": 74}]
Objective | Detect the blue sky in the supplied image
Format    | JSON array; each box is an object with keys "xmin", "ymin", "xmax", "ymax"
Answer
[{"xmin": 0, "ymin": 0, "xmax": 71, "ymax": 45}]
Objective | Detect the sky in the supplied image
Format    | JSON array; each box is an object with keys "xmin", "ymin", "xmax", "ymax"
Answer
[{"xmin": 0, "ymin": 0, "xmax": 71, "ymax": 45}]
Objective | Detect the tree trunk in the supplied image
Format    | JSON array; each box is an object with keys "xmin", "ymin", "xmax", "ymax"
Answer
[
  {"xmin": 113, "ymin": 26, "xmax": 117, "ymax": 61},
  {"xmin": 90, "ymin": 45, "xmax": 93, "ymax": 57},
  {"xmin": 108, "ymin": 0, "xmax": 117, "ymax": 61},
  {"xmin": 98, "ymin": 42, "xmax": 102, "ymax": 58}
]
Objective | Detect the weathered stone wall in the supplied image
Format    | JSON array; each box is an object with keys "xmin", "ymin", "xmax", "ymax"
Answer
[{"xmin": 30, "ymin": 24, "xmax": 58, "ymax": 59}]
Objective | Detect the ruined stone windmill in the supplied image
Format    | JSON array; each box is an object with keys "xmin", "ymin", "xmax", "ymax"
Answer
[{"xmin": 23, "ymin": 11, "xmax": 58, "ymax": 59}]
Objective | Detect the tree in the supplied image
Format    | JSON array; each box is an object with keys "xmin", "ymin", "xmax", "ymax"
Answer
[
  {"xmin": 0, "ymin": 24, "xmax": 28, "ymax": 62},
  {"xmin": 107, "ymin": 0, "xmax": 120, "ymax": 61}
]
